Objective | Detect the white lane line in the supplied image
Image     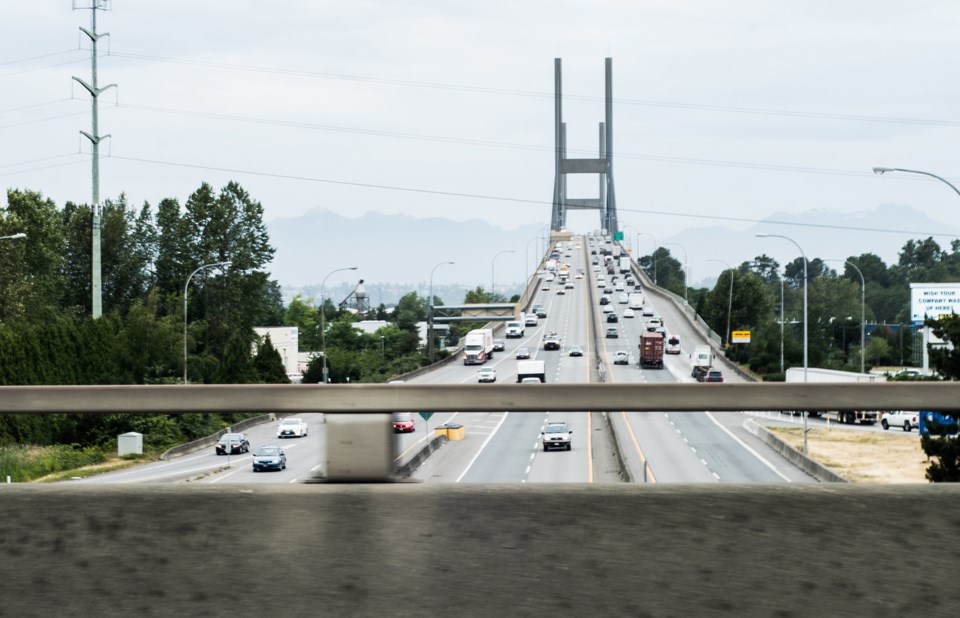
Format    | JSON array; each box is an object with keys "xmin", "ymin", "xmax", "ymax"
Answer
[
  {"xmin": 289, "ymin": 478, "xmax": 298, "ymax": 483},
  {"xmin": 310, "ymin": 464, "xmax": 323, "ymax": 472},
  {"xmin": 700, "ymin": 458, "xmax": 708, "ymax": 467},
  {"xmin": 705, "ymin": 411, "xmax": 792, "ymax": 482},
  {"xmin": 712, "ymin": 472, "xmax": 721, "ymax": 481},
  {"xmin": 455, "ymin": 412, "xmax": 509, "ymax": 483}
]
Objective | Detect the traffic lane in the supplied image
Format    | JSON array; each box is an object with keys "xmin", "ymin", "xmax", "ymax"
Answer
[
  {"xmin": 526, "ymin": 411, "xmax": 591, "ymax": 482},
  {"xmin": 459, "ymin": 412, "xmax": 546, "ymax": 482},
  {"xmin": 623, "ymin": 411, "xmax": 718, "ymax": 482},
  {"xmin": 412, "ymin": 412, "xmax": 508, "ymax": 483},
  {"xmin": 77, "ymin": 413, "xmax": 324, "ymax": 484}
]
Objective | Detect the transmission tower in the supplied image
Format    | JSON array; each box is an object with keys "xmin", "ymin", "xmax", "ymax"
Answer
[{"xmin": 72, "ymin": 0, "xmax": 116, "ymax": 318}]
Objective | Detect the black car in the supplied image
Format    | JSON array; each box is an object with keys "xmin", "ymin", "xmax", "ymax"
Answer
[
  {"xmin": 599, "ymin": 296, "xmax": 610, "ymax": 305},
  {"xmin": 252, "ymin": 446, "xmax": 286, "ymax": 472},
  {"xmin": 493, "ymin": 339, "xmax": 506, "ymax": 352},
  {"xmin": 216, "ymin": 432, "xmax": 251, "ymax": 455},
  {"xmin": 606, "ymin": 313, "xmax": 619, "ymax": 323},
  {"xmin": 536, "ymin": 308, "xmax": 548, "ymax": 318}
]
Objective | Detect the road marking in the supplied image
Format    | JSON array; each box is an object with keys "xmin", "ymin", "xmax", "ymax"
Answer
[
  {"xmin": 455, "ymin": 412, "xmax": 508, "ymax": 483},
  {"xmin": 620, "ymin": 411, "xmax": 657, "ymax": 483},
  {"xmin": 289, "ymin": 478, "xmax": 298, "ymax": 483},
  {"xmin": 705, "ymin": 412, "xmax": 792, "ymax": 482}
]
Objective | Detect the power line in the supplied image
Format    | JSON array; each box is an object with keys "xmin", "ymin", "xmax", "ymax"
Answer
[
  {"xmin": 107, "ymin": 51, "xmax": 960, "ymax": 128},
  {"xmin": 106, "ymin": 154, "xmax": 959, "ymax": 239},
  {"xmin": 0, "ymin": 98, "xmax": 77, "ymax": 116},
  {"xmin": 0, "ymin": 49, "xmax": 81, "ymax": 67},
  {"xmin": 0, "ymin": 153, "xmax": 83, "ymax": 171}
]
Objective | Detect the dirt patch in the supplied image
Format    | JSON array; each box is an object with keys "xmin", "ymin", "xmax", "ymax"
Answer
[{"xmin": 768, "ymin": 427, "xmax": 930, "ymax": 483}]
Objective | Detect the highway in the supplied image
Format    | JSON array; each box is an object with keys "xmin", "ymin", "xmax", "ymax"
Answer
[{"xmin": 77, "ymin": 235, "xmax": 825, "ymax": 485}]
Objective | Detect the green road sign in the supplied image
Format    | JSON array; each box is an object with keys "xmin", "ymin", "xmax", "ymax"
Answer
[
  {"xmin": 613, "ymin": 231, "xmax": 624, "ymax": 241},
  {"xmin": 419, "ymin": 412, "xmax": 435, "ymax": 421}
]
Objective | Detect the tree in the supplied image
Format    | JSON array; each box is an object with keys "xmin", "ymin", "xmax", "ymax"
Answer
[
  {"xmin": 920, "ymin": 314, "xmax": 960, "ymax": 481},
  {"xmin": 218, "ymin": 333, "xmax": 257, "ymax": 384},
  {"xmin": 253, "ymin": 335, "xmax": 291, "ymax": 384}
]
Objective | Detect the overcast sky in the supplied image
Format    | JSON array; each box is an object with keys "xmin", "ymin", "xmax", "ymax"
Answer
[{"xmin": 4, "ymin": 1, "xmax": 960, "ymax": 286}]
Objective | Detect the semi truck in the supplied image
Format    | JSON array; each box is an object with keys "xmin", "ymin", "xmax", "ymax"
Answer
[
  {"xmin": 691, "ymin": 345, "xmax": 713, "ymax": 380},
  {"xmin": 619, "ymin": 256, "xmax": 632, "ymax": 274},
  {"xmin": 785, "ymin": 367, "xmax": 880, "ymax": 424},
  {"xmin": 639, "ymin": 332, "xmax": 664, "ymax": 369},
  {"xmin": 505, "ymin": 315, "xmax": 525, "ymax": 338},
  {"xmin": 517, "ymin": 360, "xmax": 546, "ymax": 383},
  {"xmin": 628, "ymin": 292, "xmax": 645, "ymax": 310},
  {"xmin": 463, "ymin": 328, "xmax": 495, "ymax": 365}
]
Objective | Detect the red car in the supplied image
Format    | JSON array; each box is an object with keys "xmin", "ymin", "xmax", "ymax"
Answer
[{"xmin": 392, "ymin": 412, "xmax": 416, "ymax": 433}]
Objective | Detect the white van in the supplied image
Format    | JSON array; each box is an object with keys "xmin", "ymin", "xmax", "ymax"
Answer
[{"xmin": 666, "ymin": 335, "xmax": 681, "ymax": 354}]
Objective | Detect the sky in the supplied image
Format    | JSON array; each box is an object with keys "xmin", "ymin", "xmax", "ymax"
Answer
[{"xmin": 4, "ymin": 1, "xmax": 960, "ymax": 287}]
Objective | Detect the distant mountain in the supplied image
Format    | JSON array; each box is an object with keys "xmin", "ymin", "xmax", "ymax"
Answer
[
  {"xmin": 266, "ymin": 209, "xmax": 544, "ymax": 304},
  {"xmin": 663, "ymin": 203, "xmax": 960, "ymax": 287}
]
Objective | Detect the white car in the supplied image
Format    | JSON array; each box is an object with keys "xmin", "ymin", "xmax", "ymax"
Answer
[
  {"xmin": 602, "ymin": 305, "xmax": 614, "ymax": 314},
  {"xmin": 277, "ymin": 417, "xmax": 308, "ymax": 439},
  {"xmin": 613, "ymin": 351, "xmax": 630, "ymax": 365},
  {"xmin": 478, "ymin": 367, "xmax": 497, "ymax": 383},
  {"xmin": 623, "ymin": 308, "xmax": 635, "ymax": 319}
]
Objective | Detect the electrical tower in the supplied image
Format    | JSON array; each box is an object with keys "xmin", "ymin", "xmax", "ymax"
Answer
[
  {"xmin": 550, "ymin": 58, "xmax": 619, "ymax": 235},
  {"xmin": 72, "ymin": 0, "xmax": 116, "ymax": 318}
]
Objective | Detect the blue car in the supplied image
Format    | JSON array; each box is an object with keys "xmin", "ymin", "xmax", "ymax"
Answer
[{"xmin": 252, "ymin": 446, "xmax": 286, "ymax": 472}]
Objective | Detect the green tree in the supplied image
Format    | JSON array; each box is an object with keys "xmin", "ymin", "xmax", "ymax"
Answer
[
  {"xmin": 920, "ymin": 314, "xmax": 960, "ymax": 482},
  {"xmin": 253, "ymin": 334, "xmax": 291, "ymax": 384},
  {"xmin": 218, "ymin": 333, "xmax": 257, "ymax": 384}
]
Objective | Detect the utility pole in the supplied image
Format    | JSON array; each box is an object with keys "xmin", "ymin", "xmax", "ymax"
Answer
[{"xmin": 73, "ymin": 1, "xmax": 116, "ymax": 319}]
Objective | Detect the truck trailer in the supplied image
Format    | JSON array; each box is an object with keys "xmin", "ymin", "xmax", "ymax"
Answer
[
  {"xmin": 785, "ymin": 367, "xmax": 879, "ymax": 424},
  {"xmin": 639, "ymin": 332, "xmax": 664, "ymax": 369},
  {"xmin": 463, "ymin": 328, "xmax": 495, "ymax": 365},
  {"xmin": 619, "ymin": 256, "xmax": 632, "ymax": 274}
]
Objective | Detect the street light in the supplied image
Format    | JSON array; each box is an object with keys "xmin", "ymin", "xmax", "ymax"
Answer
[
  {"xmin": 428, "ymin": 261, "xmax": 454, "ymax": 363},
  {"xmin": 0, "ymin": 233, "xmax": 27, "ymax": 241},
  {"xmin": 637, "ymin": 232, "xmax": 658, "ymax": 284},
  {"xmin": 525, "ymin": 235, "xmax": 539, "ymax": 282},
  {"xmin": 320, "ymin": 266, "xmax": 358, "ymax": 384},
  {"xmin": 664, "ymin": 242, "xmax": 688, "ymax": 304},
  {"xmin": 707, "ymin": 259, "xmax": 734, "ymax": 347},
  {"xmin": 183, "ymin": 260, "xmax": 231, "ymax": 384},
  {"xmin": 825, "ymin": 259, "xmax": 866, "ymax": 374},
  {"xmin": 491, "ymin": 250, "xmax": 515, "ymax": 299},
  {"xmin": 757, "ymin": 233, "xmax": 808, "ymax": 454},
  {"xmin": 872, "ymin": 167, "xmax": 960, "ymax": 197}
]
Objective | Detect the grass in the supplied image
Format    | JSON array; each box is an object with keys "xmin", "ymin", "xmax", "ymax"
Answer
[
  {"xmin": 0, "ymin": 444, "xmax": 165, "ymax": 483},
  {"xmin": 768, "ymin": 426, "xmax": 931, "ymax": 483}
]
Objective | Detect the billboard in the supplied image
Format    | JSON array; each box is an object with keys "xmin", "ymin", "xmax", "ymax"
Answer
[{"xmin": 909, "ymin": 283, "xmax": 960, "ymax": 324}]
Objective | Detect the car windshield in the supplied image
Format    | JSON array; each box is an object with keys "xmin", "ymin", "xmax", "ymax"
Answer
[
  {"xmin": 256, "ymin": 447, "xmax": 280, "ymax": 456},
  {"xmin": 545, "ymin": 424, "xmax": 567, "ymax": 434},
  {"xmin": 281, "ymin": 419, "xmax": 300, "ymax": 425},
  {"xmin": 220, "ymin": 434, "xmax": 241, "ymax": 442}
]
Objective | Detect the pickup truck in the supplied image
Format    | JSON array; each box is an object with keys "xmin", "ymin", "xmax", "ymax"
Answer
[{"xmin": 881, "ymin": 411, "xmax": 919, "ymax": 432}]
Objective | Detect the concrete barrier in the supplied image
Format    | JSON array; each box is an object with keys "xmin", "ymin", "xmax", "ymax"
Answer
[
  {"xmin": 743, "ymin": 417, "xmax": 847, "ymax": 483},
  {"xmin": 1, "ymin": 483, "xmax": 956, "ymax": 617},
  {"xmin": 395, "ymin": 433, "xmax": 449, "ymax": 478}
]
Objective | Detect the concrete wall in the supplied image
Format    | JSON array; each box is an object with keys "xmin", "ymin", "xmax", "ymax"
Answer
[{"xmin": 1, "ymin": 484, "xmax": 956, "ymax": 617}]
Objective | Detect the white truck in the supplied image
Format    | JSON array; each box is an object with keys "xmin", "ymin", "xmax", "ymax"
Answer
[
  {"xmin": 463, "ymin": 328, "xmax": 495, "ymax": 365},
  {"xmin": 784, "ymin": 367, "xmax": 880, "ymax": 424},
  {"xmin": 691, "ymin": 345, "xmax": 713, "ymax": 380},
  {"xmin": 627, "ymin": 292, "xmax": 645, "ymax": 310},
  {"xmin": 506, "ymin": 315, "xmax": 525, "ymax": 338},
  {"xmin": 619, "ymin": 256, "xmax": 631, "ymax": 274},
  {"xmin": 517, "ymin": 359, "xmax": 546, "ymax": 383},
  {"xmin": 612, "ymin": 245, "xmax": 622, "ymax": 258}
]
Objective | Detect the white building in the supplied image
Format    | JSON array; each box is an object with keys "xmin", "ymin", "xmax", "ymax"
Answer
[{"xmin": 253, "ymin": 327, "xmax": 300, "ymax": 380}]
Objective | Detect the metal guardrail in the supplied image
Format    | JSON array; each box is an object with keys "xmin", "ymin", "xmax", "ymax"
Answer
[{"xmin": 0, "ymin": 383, "xmax": 957, "ymax": 413}]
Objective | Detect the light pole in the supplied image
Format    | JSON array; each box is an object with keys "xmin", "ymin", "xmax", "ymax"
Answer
[
  {"xmin": 707, "ymin": 259, "xmax": 734, "ymax": 347},
  {"xmin": 0, "ymin": 233, "xmax": 26, "ymax": 241},
  {"xmin": 320, "ymin": 266, "xmax": 358, "ymax": 384},
  {"xmin": 428, "ymin": 261, "xmax": 454, "ymax": 363},
  {"xmin": 872, "ymin": 167, "xmax": 960, "ymax": 197},
  {"xmin": 183, "ymin": 260, "xmax": 231, "ymax": 384},
  {"xmin": 825, "ymin": 259, "xmax": 866, "ymax": 374},
  {"xmin": 779, "ymin": 275, "xmax": 785, "ymax": 374},
  {"xmin": 757, "ymin": 233, "xmax": 808, "ymax": 454},
  {"xmin": 491, "ymin": 250, "xmax": 515, "ymax": 299},
  {"xmin": 637, "ymin": 232, "xmax": 658, "ymax": 284},
  {"xmin": 664, "ymin": 242, "xmax": 688, "ymax": 304}
]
